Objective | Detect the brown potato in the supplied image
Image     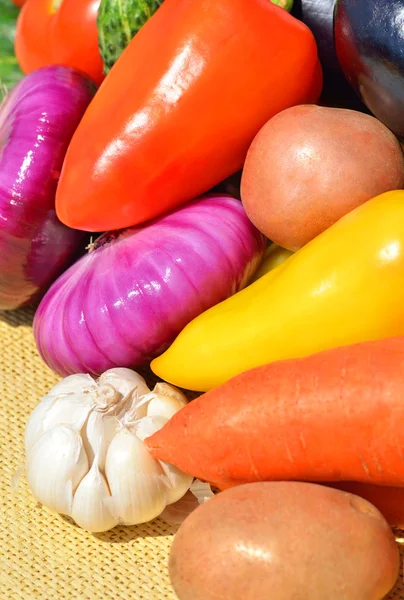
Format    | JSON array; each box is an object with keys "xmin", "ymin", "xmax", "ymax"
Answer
[
  {"xmin": 240, "ymin": 105, "xmax": 404, "ymax": 251},
  {"xmin": 169, "ymin": 482, "xmax": 399, "ymax": 600}
]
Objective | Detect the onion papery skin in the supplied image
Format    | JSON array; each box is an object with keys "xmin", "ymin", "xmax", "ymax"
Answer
[
  {"xmin": 0, "ymin": 65, "xmax": 96, "ymax": 310},
  {"xmin": 33, "ymin": 195, "xmax": 265, "ymax": 377}
]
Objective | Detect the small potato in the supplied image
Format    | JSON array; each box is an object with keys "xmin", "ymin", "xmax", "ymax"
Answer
[
  {"xmin": 241, "ymin": 105, "xmax": 404, "ymax": 250},
  {"xmin": 169, "ymin": 482, "xmax": 399, "ymax": 600}
]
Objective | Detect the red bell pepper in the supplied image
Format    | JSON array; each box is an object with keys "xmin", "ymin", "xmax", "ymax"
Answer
[
  {"xmin": 15, "ymin": 0, "xmax": 104, "ymax": 85},
  {"xmin": 56, "ymin": 0, "xmax": 322, "ymax": 232}
]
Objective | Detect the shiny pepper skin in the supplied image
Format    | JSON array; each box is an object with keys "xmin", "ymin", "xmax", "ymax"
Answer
[
  {"xmin": 55, "ymin": 0, "xmax": 322, "ymax": 232},
  {"xmin": 152, "ymin": 191, "xmax": 404, "ymax": 391}
]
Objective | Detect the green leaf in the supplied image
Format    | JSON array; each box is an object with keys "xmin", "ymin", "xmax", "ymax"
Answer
[{"xmin": 0, "ymin": 0, "xmax": 24, "ymax": 93}]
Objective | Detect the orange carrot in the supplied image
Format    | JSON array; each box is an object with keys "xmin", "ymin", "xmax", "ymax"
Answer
[
  {"xmin": 146, "ymin": 337, "xmax": 404, "ymax": 488},
  {"xmin": 326, "ymin": 483, "xmax": 404, "ymax": 529}
]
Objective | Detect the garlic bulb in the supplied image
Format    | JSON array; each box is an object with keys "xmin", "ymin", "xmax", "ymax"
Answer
[{"xmin": 25, "ymin": 368, "xmax": 193, "ymax": 532}]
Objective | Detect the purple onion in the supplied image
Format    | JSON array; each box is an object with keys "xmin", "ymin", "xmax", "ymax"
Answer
[
  {"xmin": 0, "ymin": 66, "xmax": 96, "ymax": 310},
  {"xmin": 34, "ymin": 195, "xmax": 265, "ymax": 377}
]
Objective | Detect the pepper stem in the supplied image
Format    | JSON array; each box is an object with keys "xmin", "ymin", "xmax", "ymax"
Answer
[{"xmin": 270, "ymin": 0, "xmax": 294, "ymax": 12}]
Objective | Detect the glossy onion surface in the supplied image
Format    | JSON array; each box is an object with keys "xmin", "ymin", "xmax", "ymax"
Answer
[
  {"xmin": 0, "ymin": 66, "xmax": 95, "ymax": 309},
  {"xmin": 34, "ymin": 195, "xmax": 265, "ymax": 376}
]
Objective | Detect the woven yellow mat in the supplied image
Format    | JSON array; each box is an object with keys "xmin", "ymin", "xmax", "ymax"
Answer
[{"xmin": 0, "ymin": 306, "xmax": 403, "ymax": 600}]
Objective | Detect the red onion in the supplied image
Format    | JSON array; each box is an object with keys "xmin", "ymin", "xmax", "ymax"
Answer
[
  {"xmin": 34, "ymin": 195, "xmax": 265, "ymax": 377},
  {"xmin": 0, "ymin": 66, "xmax": 96, "ymax": 310}
]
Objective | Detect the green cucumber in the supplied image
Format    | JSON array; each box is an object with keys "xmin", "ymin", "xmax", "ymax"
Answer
[
  {"xmin": 0, "ymin": 0, "xmax": 24, "ymax": 92},
  {"xmin": 97, "ymin": 0, "xmax": 163, "ymax": 73}
]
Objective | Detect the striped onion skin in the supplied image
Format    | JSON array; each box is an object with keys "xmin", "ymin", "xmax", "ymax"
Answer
[
  {"xmin": 34, "ymin": 195, "xmax": 265, "ymax": 377},
  {"xmin": 0, "ymin": 66, "xmax": 96, "ymax": 309}
]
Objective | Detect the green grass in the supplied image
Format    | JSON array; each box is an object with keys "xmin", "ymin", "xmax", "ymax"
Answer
[{"xmin": 0, "ymin": 0, "xmax": 24, "ymax": 92}]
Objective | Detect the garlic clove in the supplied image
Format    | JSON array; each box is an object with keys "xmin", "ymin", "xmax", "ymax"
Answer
[
  {"xmin": 99, "ymin": 368, "xmax": 150, "ymax": 399},
  {"xmin": 100, "ymin": 368, "xmax": 151, "ymax": 420},
  {"xmin": 146, "ymin": 395, "xmax": 187, "ymax": 421},
  {"xmin": 136, "ymin": 382, "xmax": 187, "ymax": 422},
  {"xmin": 131, "ymin": 388, "xmax": 192, "ymax": 507},
  {"xmin": 71, "ymin": 459, "xmax": 118, "ymax": 532},
  {"xmin": 132, "ymin": 415, "xmax": 169, "ymax": 442},
  {"xmin": 47, "ymin": 373, "xmax": 96, "ymax": 398},
  {"xmin": 93, "ymin": 383, "xmax": 126, "ymax": 415},
  {"xmin": 26, "ymin": 425, "xmax": 89, "ymax": 516},
  {"xmin": 25, "ymin": 374, "xmax": 98, "ymax": 454},
  {"xmin": 105, "ymin": 428, "xmax": 168, "ymax": 525},
  {"xmin": 128, "ymin": 414, "xmax": 192, "ymax": 507},
  {"xmin": 25, "ymin": 395, "xmax": 94, "ymax": 454},
  {"xmin": 159, "ymin": 461, "xmax": 194, "ymax": 506},
  {"xmin": 151, "ymin": 382, "xmax": 187, "ymax": 404},
  {"xmin": 45, "ymin": 393, "xmax": 94, "ymax": 429},
  {"xmin": 81, "ymin": 411, "xmax": 120, "ymax": 471},
  {"xmin": 25, "ymin": 394, "xmax": 56, "ymax": 454}
]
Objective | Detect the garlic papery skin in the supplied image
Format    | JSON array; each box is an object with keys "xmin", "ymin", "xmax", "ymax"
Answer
[
  {"xmin": 24, "ymin": 374, "xmax": 97, "ymax": 454},
  {"xmin": 25, "ymin": 368, "xmax": 193, "ymax": 532},
  {"xmin": 81, "ymin": 411, "xmax": 120, "ymax": 471},
  {"xmin": 99, "ymin": 368, "xmax": 150, "ymax": 401},
  {"xmin": 71, "ymin": 459, "xmax": 118, "ymax": 532},
  {"xmin": 105, "ymin": 428, "xmax": 169, "ymax": 525},
  {"xmin": 159, "ymin": 462, "xmax": 194, "ymax": 506},
  {"xmin": 26, "ymin": 425, "xmax": 89, "ymax": 515},
  {"xmin": 145, "ymin": 386, "xmax": 187, "ymax": 421}
]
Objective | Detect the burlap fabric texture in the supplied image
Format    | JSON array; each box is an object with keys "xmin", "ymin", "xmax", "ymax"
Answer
[{"xmin": 0, "ymin": 306, "xmax": 403, "ymax": 599}]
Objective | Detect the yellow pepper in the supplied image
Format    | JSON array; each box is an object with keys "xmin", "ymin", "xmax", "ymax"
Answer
[
  {"xmin": 251, "ymin": 243, "xmax": 294, "ymax": 282},
  {"xmin": 152, "ymin": 190, "xmax": 404, "ymax": 391}
]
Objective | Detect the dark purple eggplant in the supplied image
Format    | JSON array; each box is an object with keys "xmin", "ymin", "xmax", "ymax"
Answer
[
  {"xmin": 293, "ymin": 0, "xmax": 338, "ymax": 70},
  {"xmin": 0, "ymin": 65, "xmax": 95, "ymax": 310},
  {"xmin": 292, "ymin": 0, "xmax": 367, "ymax": 112},
  {"xmin": 335, "ymin": 0, "xmax": 404, "ymax": 139}
]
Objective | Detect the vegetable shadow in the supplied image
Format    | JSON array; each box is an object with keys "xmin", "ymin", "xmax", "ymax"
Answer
[
  {"xmin": 0, "ymin": 304, "xmax": 36, "ymax": 328},
  {"xmin": 92, "ymin": 518, "xmax": 180, "ymax": 543}
]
